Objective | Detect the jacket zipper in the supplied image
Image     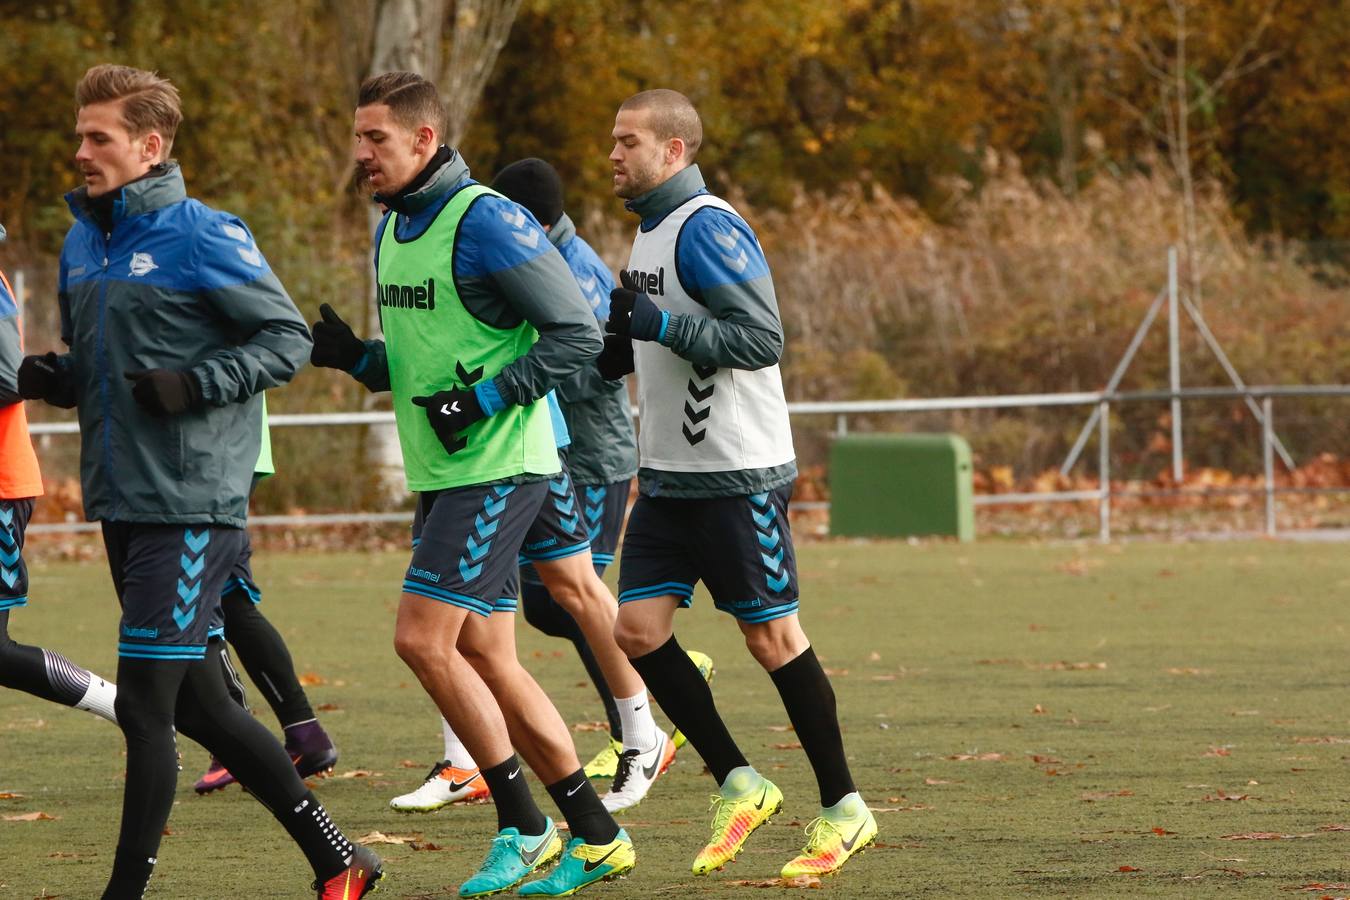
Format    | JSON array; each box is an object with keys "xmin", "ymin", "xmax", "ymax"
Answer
[{"xmin": 96, "ymin": 231, "xmax": 118, "ymax": 519}]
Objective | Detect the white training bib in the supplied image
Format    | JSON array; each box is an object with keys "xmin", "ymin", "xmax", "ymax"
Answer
[{"xmin": 627, "ymin": 195, "xmax": 795, "ymax": 473}]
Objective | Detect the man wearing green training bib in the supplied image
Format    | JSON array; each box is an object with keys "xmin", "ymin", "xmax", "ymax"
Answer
[{"xmin": 309, "ymin": 72, "xmax": 635, "ymax": 898}]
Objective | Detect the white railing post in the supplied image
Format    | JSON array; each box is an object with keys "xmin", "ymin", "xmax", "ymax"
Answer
[
  {"xmin": 1099, "ymin": 400, "xmax": 1111, "ymax": 542},
  {"xmin": 1168, "ymin": 248, "xmax": 1184, "ymax": 483},
  {"xmin": 835, "ymin": 413, "xmax": 848, "ymax": 437},
  {"xmin": 1262, "ymin": 395, "xmax": 1276, "ymax": 537}
]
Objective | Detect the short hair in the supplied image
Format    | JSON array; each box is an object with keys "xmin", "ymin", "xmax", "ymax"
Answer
[
  {"xmin": 358, "ymin": 71, "xmax": 447, "ymax": 138},
  {"xmin": 76, "ymin": 64, "xmax": 182, "ymax": 158},
  {"xmin": 619, "ymin": 89, "xmax": 703, "ymax": 161}
]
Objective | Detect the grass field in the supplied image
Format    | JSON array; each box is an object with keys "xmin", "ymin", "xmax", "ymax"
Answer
[{"xmin": 3, "ymin": 539, "xmax": 1350, "ymax": 898}]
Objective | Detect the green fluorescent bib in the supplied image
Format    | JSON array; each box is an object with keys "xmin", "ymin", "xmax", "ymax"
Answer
[
  {"xmin": 254, "ymin": 398, "xmax": 275, "ymax": 477},
  {"xmin": 378, "ymin": 184, "xmax": 557, "ymax": 490}
]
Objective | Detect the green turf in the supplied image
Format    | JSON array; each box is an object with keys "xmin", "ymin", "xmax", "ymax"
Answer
[{"xmin": 2, "ymin": 540, "xmax": 1349, "ymax": 898}]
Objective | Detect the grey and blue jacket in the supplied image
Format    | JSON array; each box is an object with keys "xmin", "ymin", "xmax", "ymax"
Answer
[
  {"xmin": 56, "ymin": 163, "xmax": 311, "ymax": 526},
  {"xmin": 349, "ymin": 150, "xmax": 602, "ymax": 418},
  {"xmin": 550, "ymin": 214, "xmax": 638, "ymax": 485},
  {"xmin": 625, "ymin": 164, "xmax": 797, "ymax": 498}
]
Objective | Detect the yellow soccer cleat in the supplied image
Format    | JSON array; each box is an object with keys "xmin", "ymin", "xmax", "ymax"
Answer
[
  {"xmin": 780, "ymin": 794, "xmax": 877, "ymax": 878},
  {"xmin": 672, "ymin": 651, "xmax": 715, "ymax": 749},
  {"xmin": 583, "ymin": 737, "xmax": 623, "ymax": 780},
  {"xmin": 691, "ymin": 772, "xmax": 783, "ymax": 875}
]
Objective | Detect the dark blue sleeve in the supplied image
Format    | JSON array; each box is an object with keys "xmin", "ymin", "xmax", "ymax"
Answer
[{"xmin": 662, "ymin": 207, "xmax": 783, "ymax": 370}]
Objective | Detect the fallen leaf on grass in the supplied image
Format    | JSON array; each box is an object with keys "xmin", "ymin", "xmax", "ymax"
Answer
[
  {"xmin": 1118, "ymin": 865, "xmax": 1141, "ymax": 872},
  {"xmin": 771, "ymin": 742, "xmax": 803, "ymax": 750},
  {"xmin": 1055, "ymin": 558, "xmax": 1102, "ymax": 576},
  {"xmin": 868, "ymin": 804, "xmax": 933, "ymax": 812},
  {"xmin": 823, "ymin": 668, "xmax": 848, "ymax": 677},
  {"xmin": 1296, "ymin": 883, "xmax": 1350, "ymax": 892},
  {"xmin": 871, "ymin": 674, "xmax": 897, "ymax": 682},
  {"xmin": 0, "ymin": 792, "xmax": 24, "ymax": 800},
  {"xmin": 868, "ymin": 652, "xmax": 881, "ymax": 662},
  {"xmin": 337, "ymin": 770, "xmax": 377, "ymax": 778},
  {"xmin": 409, "ymin": 841, "xmax": 443, "ymax": 851},
  {"xmin": 1035, "ymin": 661, "xmax": 1107, "ymax": 671},
  {"xmin": 3, "ymin": 812, "xmax": 57, "ymax": 821},
  {"xmin": 315, "ymin": 703, "xmax": 341, "ymax": 712},
  {"xmin": 297, "ymin": 672, "xmax": 327, "ymax": 686},
  {"xmin": 1167, "ymin": 667, "xmax": 1211, "ymax": 676},
  {"xmin": 1294, "ymin": 736, "xmax": 1350, "ymax": 744},
  {"xmin": 947, "ymin": 753, "xmax": 1005, "ymax": 762},
  {"xmin": 1029, "ymin": 755, "xmax": 1062, "ymax": 765},
  {"xmin": 355, "ymin": 831, "xmax": 422, "ymax": 845},
  {"xmin": 1152, "ymin": 827, "xmax": 1176, "ymax": 835},
  {"xmin": 1081, "ymin": 790, "xmax": 1134, "ymax": 801},
  {"xmin": 1202, "ymin": 790, "xmax": 1248, "ymax": 802},
  {"xmin": 767, "ymin": 725, "xmax": 794, "ymax": 733},
  {"xmin": 1202, "ymin": 747, "xmax": 1231, "ymax": 757},
  {"xmin": 571, "ymin": 721, "xmax": 609, "ymax": 733},
  {"xmin": 1220, "ymin": 832, "xmax": 1314, "ymax": 841},
  {"xmin": 1319, "ymin": 824, "xmax": 1350, "ymax": 832},
  {"xmin": 728, "ymin": 875, "xmax": 821, "ymax": 888},
  {"xmin": 1032, "ymin": 704, "xmax": 1048, "ymax": 714},
  {"xmin": 399, "ymin": 760, "xmax": 420, "ymax": 769},
  {"xmin": 924, "ymin": 778, "xmax": 955, "ymax": 785}
]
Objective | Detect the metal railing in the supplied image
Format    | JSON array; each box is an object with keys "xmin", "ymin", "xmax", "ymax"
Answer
[{"xmin": 26, "ymin": 384, "xmax": 1349, "ymax": 541}]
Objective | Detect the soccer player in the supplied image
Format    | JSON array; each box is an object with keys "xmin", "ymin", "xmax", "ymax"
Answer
[
  {"xmin": 310, "ymin": 72, "xmax": 632, "ymax": 896},
  {"xmin": 194, "ymin": 408, "xmax": 339, "ymax": 794},
  {"xmin": 18, "ymin": 64, "xmax": 378, "ymax": 898},
  {"xmin": 605, "ymin": 89, "xmax": 878, "ymax": 878},
  {"xmin": 389, "ymin": 158, "xmax": 708, "ymax": 815},
  {"xmin": 1, "ymin": 230, "xmax": 117, "ymax": 725}
]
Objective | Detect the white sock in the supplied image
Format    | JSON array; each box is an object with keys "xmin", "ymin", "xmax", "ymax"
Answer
[
  {"xmin": 615, "ymin": 690, "xmax": 659, "ymax": 753},
  {"xmin": 441, "ymin": 716, "xmax": 476, "ymax": 769},
  {"xmin": 75, "ymin": 674, "xmax": 117, "ymax": 724}
]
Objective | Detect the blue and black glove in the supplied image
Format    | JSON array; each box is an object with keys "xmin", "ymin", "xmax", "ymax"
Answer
[
  {"xmin": 411, "ymin": 381, "xmax": 505, "ymax": 456},
  {"xmin": 124, "ymin": 368, "xmax": 203, "ymax": 417},
  {"xmin": 606, "ymin": 270, "xmax": 668, "ymax": 342},
  {"xmin": 309, "ymin": 303, "xmax": 366, "ymax": 371}
]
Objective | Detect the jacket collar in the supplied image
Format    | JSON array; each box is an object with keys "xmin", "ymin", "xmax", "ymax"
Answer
[
  {"xmin": 375, "ymin": 146, "xmax": 468, "ymax": 217},
  {"xmin": 624, "ymin": 164, "xmax": 707, "ymax": 229},
  {"xmin": 65, "ymin": 162, "xmax": 187, "ymax": 230},
  {"xmin": 548, "ymin": 212, "xmax": 576, "ymax": 249}
]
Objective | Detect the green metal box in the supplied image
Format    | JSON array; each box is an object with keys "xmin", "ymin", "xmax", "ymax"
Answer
[{"xmin": 829, "ymin": 433, "xmax": 974, "ymax": 541}]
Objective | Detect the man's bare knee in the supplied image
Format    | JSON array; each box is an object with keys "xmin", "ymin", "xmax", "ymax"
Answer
[{"xmin": 613, "ymin": 616, "xmax": 664, "ymax": 658}]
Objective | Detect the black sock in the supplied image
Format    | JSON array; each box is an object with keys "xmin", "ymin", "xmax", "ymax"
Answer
[
  {"xmin": 221, "ymin": 591, "xmax": 314, "ymax": 727},
  {"xmin": 628, "ymin": 635, "xmax": 747, "ymax": 784},
  {"xmin": 769, "ymin": 646, "xmax": 857, "ymax": 807},
  {"xmin": 479, "ymin": 754, "xmax": 547, "ymax": 835},
  {"xmin": 546, "ymin": 769, "xmax": 619, "ymax": 845},
  {"xmin": 0, "ymin": 610, "xmax": 89, "ymax": 706},
  {"xmin": 174, "ymin": 642, "xmax": 349, "ymax": 881},
  {"xmin": 102, "ymin": 848, "xmax": 157, "ymax": 900}
]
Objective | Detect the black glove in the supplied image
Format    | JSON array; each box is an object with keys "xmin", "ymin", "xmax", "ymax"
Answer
[
  {"xmin": 606, "ymin": 270, "xmax": 667, "ymax": 341},
  {"xmin": 123, "ymin": 369, "xmax": 203, "ymax": 417},
  {"xmin": 17, "ymin": 352, "xmax": 65, "ymax": 401},
  {"xmin": 309, "ymin": 303, "xmax": 366, "ymax": 371},
  {"xmin": 411, "ymin": 387, "xmax": 486, "ymax": 456},
  {"xmin": 596, "ymin": 334, "xmax": 635, "ymax": 380}
]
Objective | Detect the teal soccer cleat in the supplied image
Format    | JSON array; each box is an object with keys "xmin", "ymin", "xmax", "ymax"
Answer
[
  {"xmin": 458, "ymin": 820, "xmax": 563, "ymax": 898},
  {"xmin": 519, "ymin": 829, "xmax": 635, "ymax": 896}
]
